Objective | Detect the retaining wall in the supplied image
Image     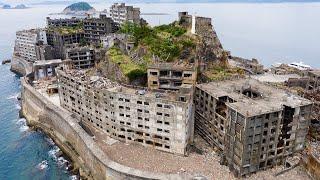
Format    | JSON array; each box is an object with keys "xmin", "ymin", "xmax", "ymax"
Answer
[
  {"xmin": 21, "ymin": 77, "xmax": 192, "ymax": 180},
  {"xmin": 10, "ymin": 56, "xmax": 33, "ymax": 76}
]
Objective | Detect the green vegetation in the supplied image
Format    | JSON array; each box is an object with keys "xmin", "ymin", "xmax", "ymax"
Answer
[
  {"xmin": 49, "ymin": 23, "xmax": 84, "ymax": 35},
  {"xmin": 64, "ymin": 2, "xmax": 93, "ymax": 11},
  {"xmin": 119, "ymin": 22, "xmax": 194, "ymax": 62},
  {"xmin": 107, "ymin": 47, "xmax": 147, "ymax": 81},
  {"xmin": 204, "ymin": 64, "xmax": 245, "ymax": 81}
]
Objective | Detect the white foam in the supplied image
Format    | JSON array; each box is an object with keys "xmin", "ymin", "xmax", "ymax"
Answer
[
  {"xmin": 57, "ymin": 156, "xmax": 69, "ymax": 167},
  {"xmin": 36, "ymin": 160, "xmax": 48, "ymax": 170},
  {"xmin": 16, "ymin": 118, "xmax": 29, "ymax": 132},
  {"xmin": 15, "ymin": 103, "xmax": 21, "ymax": 110},
  {"xmin": 7, "ymin": 92, "xmax": 19, "ymax": 100},
  {"xmin": 48, "ymin": 146, "xmax": 60, "ymax": 160},
  {"xmin": 46, "ymin": 137, "xmax": 55, "ymax": 146},
  {"xmin": 70, "ymin": 175, "xmax": 78, "ymax": 180}
]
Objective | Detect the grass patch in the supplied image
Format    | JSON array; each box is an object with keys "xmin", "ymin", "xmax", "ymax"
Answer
[
  {"xmin": 119, "ymin": 22, "xmax": 194, "ymax": 62},
  {"xmin": 107, "ymin": 47, "xmax": 147, "ymax": 81}
]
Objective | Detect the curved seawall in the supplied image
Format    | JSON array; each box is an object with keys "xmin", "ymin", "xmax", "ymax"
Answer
[
  {"xmin": 10, "ymin": 56, "xmax": 33, "ymax": 76},
  {"xmin": 20, "ymin": 77, "xmax": 190, "ymax": 180}
]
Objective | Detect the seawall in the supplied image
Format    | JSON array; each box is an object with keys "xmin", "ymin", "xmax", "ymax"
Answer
[
  {"xmin": 10, "ymin": 56, "xmax": 33, "ymax": 76},
  {"xmin": 20, "ymin": 77, "xmax": 191, "ymax": 180}
]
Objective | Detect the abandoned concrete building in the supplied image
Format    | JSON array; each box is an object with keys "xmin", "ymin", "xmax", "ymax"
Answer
[
  {"xmin": 57, "ymin": 68, "xmax": 194, "ymax": 155},
  {"xmin": 194, "ymin": 79, "xmax": 312, "ymax": 176},
  {"xmin": 46, "ymin": 28, "xmax": 84, "ymax": 59},
  {"xmin": 230, "ymin": 56, "xmax": 264, "ymax": 74},
  {"xmin": 46, "ymin": 17, "xmax": 81, "ymax": 28},
  {"xmin": 33, "ymin": 59, "xmax": 63, "ymax": 80},
  {"xmin": 307, "ymin": 70, "xmax": 320, "ymax": 90},
  {"xmin": 83, "ymin": 14, "xmax": 118, "ymax": 45},
  {"xmin": 100, "ymin": 34, "xmax": 135, "ymax": 52},
  {"xmin": 14, "ymin": 29, "xmax": 51, "ymax": 62},
  {"xmin": 65, "ymin": 45, "xmax": 106, "ymax": 69},
  {"xmin": 109, "ymin": 3, "xmax": 141, "ymax": 25},
  {"xmin": 147, "ymin": 63, "xmax": 197, "ymax": 90}
]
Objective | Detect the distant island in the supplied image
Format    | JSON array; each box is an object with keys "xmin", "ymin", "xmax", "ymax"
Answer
[
  {"xmin": 2, "ymin": 4, "xmax": 28, "ymax": 9},
  {"xmin": 62, "ymin": 2, "xmax": 96, "ymax": 15}
]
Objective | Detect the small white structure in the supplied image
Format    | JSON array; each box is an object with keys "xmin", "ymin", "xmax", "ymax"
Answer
[
  {"xmin": 191, "ymin": 15, "xmax": 196, "ymax": 34},
  {"xmin": 288, "ymin": 62, "xmax": 312, "ymax": 71}
]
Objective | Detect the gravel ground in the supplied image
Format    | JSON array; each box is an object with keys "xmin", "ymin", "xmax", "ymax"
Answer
[{"xmin": 86, "ymin": 122, "xmax": 311, "ymax": 180}]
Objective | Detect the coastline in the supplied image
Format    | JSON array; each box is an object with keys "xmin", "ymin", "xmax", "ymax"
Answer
[{"xmin": 19, "ymin": 76, "xmax": 192, "ymax": 180}]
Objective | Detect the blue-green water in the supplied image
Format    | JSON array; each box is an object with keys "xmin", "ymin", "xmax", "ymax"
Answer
[
  {"xmin": 0, "ymin": 65, "xmax": 75, "ymax": 179},
  {"xmin": 0, "ymin": 2, "xmax": 319, "ymax": 179}
]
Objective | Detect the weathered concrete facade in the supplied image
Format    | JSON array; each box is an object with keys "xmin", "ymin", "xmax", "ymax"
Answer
[
  {"xmin": 21, "ymin": 77, "xmax": 194, "ymax": 180},
  {"xmin": 46, "ymin": 29, "xmax": 84, "ymax": 59},
  {"xmin": 194, "ymin": 79, "xmax": 313, "ymax": 176},
  {"xmin": 14, "ymin": 29, "xmax": 48, "ymax": 62},
  {"xmin": 110, "ymin": 3, "xmax": 141, "ymax": 25},
  {"xmin": 46, "ymin": 17, "xmax": 81, "ymax": 28},
  {"xmin": 57, "ymin": 68, "xmax": 194, "ymax": 155},
  {"xmin": 83, "ymin": 14, "xmax": 118, "ymax": 45},
  {"xmin": 148, "ymin": 63, "xmax": 197, "ymax": 91},
  {"xmin": 65, "ymin": 45, "xmax": 104, "ymax": 69}
]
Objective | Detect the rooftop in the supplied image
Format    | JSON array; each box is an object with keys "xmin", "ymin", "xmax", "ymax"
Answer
[
  {"xmin": 59, "ymin": 68, "xmax": 192, "ymax": 103},
  {"xmin": 197, "ymin": 78, "xmax": 312, "ymax": 117}
]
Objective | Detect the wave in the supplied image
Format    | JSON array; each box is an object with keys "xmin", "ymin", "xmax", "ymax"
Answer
[
  {"xmin": 48, "ymin": 146, "xmax": 60, "ymax": 160},
  {"xmin": 6, "ymin": 92, "xmax": 19, "ymax": 100},
  {"xmin": 36, "ymin": 160, "xmax": 48, "ymax": 170},
  {"xmin": 16, "ymin": 118, "xmax": 29, "ymax": 132},
  {"xmin": 15, "ymin": 103, "xmax": 21, "ymax": 110},
  {"xmin": 70, "ymin": 175, "xmax": 78, "ymax": 180}
]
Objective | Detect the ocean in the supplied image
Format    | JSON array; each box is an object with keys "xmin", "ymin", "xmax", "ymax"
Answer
[{"xmin": 0, "ymin": 2, "xmax": 319, "ymax": 179}]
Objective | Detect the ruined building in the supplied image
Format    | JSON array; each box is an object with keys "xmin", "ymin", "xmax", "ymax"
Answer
[
  {"xmin": 194, "ymin": 79, "xmax": 312, "ymax": 176},
  {"xmin": 148, "ymin": 63, "xmax": 197, "ymax": 90},
  {"xmin": 83, "ymin": 14, "xmax": 118, "ymax": 45},
  {"xmin": 46, "ymin": 17, "xmax": 82, "ymax": 28},
  {"xmin": 109, "ymin": 3, "xmax": 141, "ymax": 25},
  {"xmin": 65, "ymin": 45, "xmax": 106, "ymax": 69},
  {"xmin": 14, "ymin": 29, "xmax": 53, "ymax": 62},
  {"xmin": 57, "ymin": 68, "xmax": 194, "ymax": 155},
  {"xmin": 46, "ymin": 28, "xmax": 84, "ymax": 59}
]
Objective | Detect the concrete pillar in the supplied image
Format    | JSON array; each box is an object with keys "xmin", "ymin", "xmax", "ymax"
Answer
[
  {"xmin": 52, "ymin": 66, "xmax": 56, "ymax": 77},
  {"xmin": 43, "ymin": 66, "xmax": 48, "ymax": 78},
  {"xmin": 34, "ymin": 66, "xmax": 39, "ymax": 80}
]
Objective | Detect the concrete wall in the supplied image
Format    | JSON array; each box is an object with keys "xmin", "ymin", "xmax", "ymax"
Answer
[
  {"xmin": 10, "ymin": 56, "xmax": 33, "ymax": 76},
  {"xmin": 21, "ymin": 77, "xmax": 192, "ymax": 180}
]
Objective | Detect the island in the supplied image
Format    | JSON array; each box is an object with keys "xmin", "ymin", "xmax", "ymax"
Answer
[
  {"xmin": 2, "ymin": 4, "xmax": 28, "ymax": 9},
  {"xmin": 61, "ymin": 2, "xmax": 96, "ymax": 15},
  {"xmin": 9, "ymin": 2, "xmax": 320, "ymax": 180}
]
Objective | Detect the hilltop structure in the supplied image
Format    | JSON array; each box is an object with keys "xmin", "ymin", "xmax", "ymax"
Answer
[{"xmin": 109, "ymin": 3, "xmax": 141, "ymax": 25}]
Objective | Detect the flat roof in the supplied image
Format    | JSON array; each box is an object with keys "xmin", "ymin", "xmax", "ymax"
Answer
[
  {"xmin": 33, "ymin": 59, "xmax": 62, "ymax": 66},
  {"xmin": 59, "ymin": 69, "xmax": 192, "ymax": 103},
  {"xmin": 197, "ymin": 78, "xmax": 312, "ymax": 117}
]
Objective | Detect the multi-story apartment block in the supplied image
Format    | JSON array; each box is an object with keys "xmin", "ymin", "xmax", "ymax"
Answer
[
  {"xmin": 194, "ymin": 79, "xmax": 312, "ymax": 176},
  {"xmin": 65, "ymin": 45, "xmax": 106, "ymax": 69},
  {"xmin": 46, "ymin": 17, "xmax": 82, "ymax": 28},
  {"xmin": 14, "ymin": 29, "xmax": 48, "ymax": 62},
  {"xmin": 109, "ymin": 3, "xmax": 140, "ymax": 25},
  {"xmin": 148, "ymin": 63, "xmax": 197, "ymax": 90},
  {"xmin": 57, "ymin": 68, "xmax": 194, "ymax": 155},
  {"xmin": 83, "ymin": 14, "xmax": 118, "ymax": 45},
  {"xmin": 46, "ymin": 28, "xmax": 84, "ymax": 59}
]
